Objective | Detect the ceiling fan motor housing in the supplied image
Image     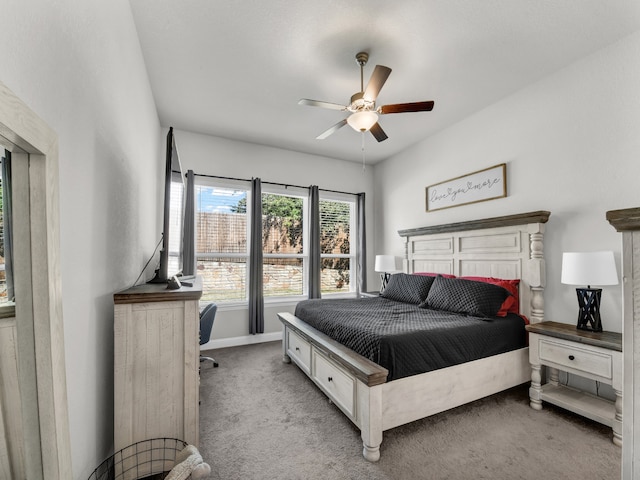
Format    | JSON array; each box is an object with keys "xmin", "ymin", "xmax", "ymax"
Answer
[{"xmin": 349, "ymin": 92, "xmax": 375, "ymax": 112}]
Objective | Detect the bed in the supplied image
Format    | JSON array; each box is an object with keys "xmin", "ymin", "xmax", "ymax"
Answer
[{"xmin": 278, "ymin": 211, "xmax": 550, "ymax": 461}]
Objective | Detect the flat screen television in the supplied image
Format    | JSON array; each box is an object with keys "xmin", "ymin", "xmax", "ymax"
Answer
[{"xmin": 149, "ymin": 127, "xmax": 185, "ymax": 284}]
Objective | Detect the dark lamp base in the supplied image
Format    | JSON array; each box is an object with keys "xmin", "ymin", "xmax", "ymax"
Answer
[
  {"xmin": 379, "ymin": 272, "xmax": 391, "ymax": 293},
  {"xmin": 575, "ymin": 287, "xmax": 603, "ymax": 332}
]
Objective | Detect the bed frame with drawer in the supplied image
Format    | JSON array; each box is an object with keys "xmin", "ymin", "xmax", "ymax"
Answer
[{"xmin": 278, "ymin": 211, "xmax": 550, "ymax": 461}]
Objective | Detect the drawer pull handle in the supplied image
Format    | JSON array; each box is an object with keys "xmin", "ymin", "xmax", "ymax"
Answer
[
  {"xmin": 328, "ymin": 376, "xmax": 333, "ymax": 382},
  {"xmin": 568, "ymin": 355, "xmax": 575, "ymax": 361},
  {"xmin": 295, "ymin": 347, "xmax": 300, "ymax": 352}
]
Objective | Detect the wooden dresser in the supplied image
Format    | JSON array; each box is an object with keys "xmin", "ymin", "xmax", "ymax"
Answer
[{"xmin": 113, "ymin": 278, "xmax": 202, "ymax": 452}]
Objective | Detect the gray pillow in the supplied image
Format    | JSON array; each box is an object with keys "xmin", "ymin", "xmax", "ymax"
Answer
[
  {"xmin": 419, "ymin": 275, "xmax": 511, "ymax": 317},
  {"xmin": 381, "ymin": 273, "xmax": 435, "ymax": 304}
]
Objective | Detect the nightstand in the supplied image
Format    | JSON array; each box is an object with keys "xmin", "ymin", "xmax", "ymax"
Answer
[
  {"xmin": 526, "ymin": 321, "xmax": 622, "ymax": 446},
  {"xmin": 359, "ymin": 291, "xmax": 381, "ymax": 298}
]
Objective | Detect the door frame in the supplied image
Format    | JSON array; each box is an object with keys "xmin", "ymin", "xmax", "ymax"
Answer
[{"xmin": 0, "ymin": 80, "xmax": 72, "ymax": 479}]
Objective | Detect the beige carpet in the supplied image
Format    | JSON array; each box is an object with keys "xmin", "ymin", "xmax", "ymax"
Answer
[{"xmin": 198, "ymin": 341, "xmax": 620, "ymax": 480}]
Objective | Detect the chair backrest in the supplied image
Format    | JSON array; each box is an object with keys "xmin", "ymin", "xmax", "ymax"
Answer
[{"xmin": 199, "ymin": 303, "xmax": 217, "ymax": 346}]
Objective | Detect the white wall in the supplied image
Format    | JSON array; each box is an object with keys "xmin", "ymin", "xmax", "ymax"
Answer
[
  {"xmin": 374, "ymin": 31, "xmax": 640, "ymax": 335},
  {"xmin": 0, "ymin": 1, "xmax": 161, "ymax": 478},
  {"xmin": 174, "ymin": 130, "xmax": 376, "ymax": 343}
]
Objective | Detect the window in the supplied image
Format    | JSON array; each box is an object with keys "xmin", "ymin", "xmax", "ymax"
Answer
[
  {"xmin": 0, "ymin": 150, "xmax": 13, "ymax": 306},
  {"xmin": 195, "ymin": 181, "xmax": 250, "ymax": 303},
  {"xmin": 320, "ymin": 198, "xmax": 355, "ymax": 295},
  {"xmin": 0, "ymin": 156, "xmax": 6, "ymax": 303},
  {"xmin": 262, "ymin": 191, "xmax": 306, "ymax": 298},
  {"xmin": 194, "ymin": 178, "xmax": 358, "ymax": 303},
  {"xmin": 167, "ymin": 179, "xmax": 184, "ymax": 278}
]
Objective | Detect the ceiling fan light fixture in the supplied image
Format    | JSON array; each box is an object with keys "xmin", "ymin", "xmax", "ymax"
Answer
[{"xmin": 347, "ymin": 110, "xmax": 378, "ymax": 132}]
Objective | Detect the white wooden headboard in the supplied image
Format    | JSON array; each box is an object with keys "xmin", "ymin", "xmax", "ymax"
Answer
[
  {"xmin": 398, "ymin": 211, "xmax": 550, "ymax": 324},
  {"xmin": 607, "ymin": 207, "xmax": 640, "ymax": 478}
]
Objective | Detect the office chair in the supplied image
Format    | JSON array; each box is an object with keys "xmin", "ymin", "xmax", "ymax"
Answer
[{"xmin": 199, "ymin": 303, "xmax": 218, "ymax": 368}]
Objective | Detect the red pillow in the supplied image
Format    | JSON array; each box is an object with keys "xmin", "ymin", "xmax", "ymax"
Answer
[
  {"xmin": 460, "ymin": 276, "xmax": 520, "ymax": 316},
  {"xmin": 413, "ymin": 272, "xmax": 456, "ymax": 279}
]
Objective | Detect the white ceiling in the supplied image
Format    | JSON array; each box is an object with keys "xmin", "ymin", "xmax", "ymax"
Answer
[{"xmin": 129, "ymin": 0, "xmax": 640, "ymax": 164}]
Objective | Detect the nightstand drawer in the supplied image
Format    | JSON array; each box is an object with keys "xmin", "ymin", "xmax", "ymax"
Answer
[{"xmin": 539, "ymin": 338, "xmax": 612, "ymax": 379}]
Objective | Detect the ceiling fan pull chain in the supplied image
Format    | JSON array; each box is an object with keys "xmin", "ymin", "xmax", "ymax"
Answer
[{"xmin": 361, "ymin": 132, "xmax": 366, "ymax": 171}]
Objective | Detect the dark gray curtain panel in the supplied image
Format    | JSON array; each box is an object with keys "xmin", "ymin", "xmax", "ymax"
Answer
[
  {"xmin": 182, "ymin": 169, "xmax": 196, "ymax": 277},
  {"xmin": 357, "ymin": 192, "xmax": 367, "ymax": 294},
  {"xmin": 249, "ymin": 178, "xmax": 264, "ymax": 334},
  {"xmin": 308, "ymin": 185, "xmax": 321, "ymax": 299},
  {"xmin": 2, "ymin": 151, "xmax": 13, "ymax": 302}
]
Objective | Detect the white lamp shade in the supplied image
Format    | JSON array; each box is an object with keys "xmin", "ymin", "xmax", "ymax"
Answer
[
  {"xmin": 347, "ymin": 111, "xmax": 379, "ymax": 132},
  {"xmin": 561, "ymin": 251, "xmax": 619, "ymax": 286},
  {"xmin": 374, "ymin": 255, "xmax": 397, "ymax": 273}
]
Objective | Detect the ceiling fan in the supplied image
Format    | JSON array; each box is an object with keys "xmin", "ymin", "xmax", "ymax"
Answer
[{"xmin": 298, "ymin": 52, "xmax": 435, "ymax": 142}]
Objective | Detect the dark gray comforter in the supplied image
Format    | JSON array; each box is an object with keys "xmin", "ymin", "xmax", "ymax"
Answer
[{"xmin": 294, "ymin": 297, "xmax": 526, "ymax": 381}]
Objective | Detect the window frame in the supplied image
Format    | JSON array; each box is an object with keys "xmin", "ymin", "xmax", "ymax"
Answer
[
  {"xmin": 194, "ymin": 177, "xmax": 251, "ymax": 307},
  {"xmin": 318, "ymin": 191, "xmax": 357, "ymax": 298},
  {"xmin": 261, "ymin": 184, "xmax": 309, "ymax": 302}
]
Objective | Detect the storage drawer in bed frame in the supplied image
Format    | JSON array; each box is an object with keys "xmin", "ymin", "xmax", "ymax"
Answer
[
  {"xmin": 286, "ymin": 328, "xmax": 312, "ymax": 375},
  {"xmin": 281, "ymin": 313, "xmax": 388, "ymax": 425}
]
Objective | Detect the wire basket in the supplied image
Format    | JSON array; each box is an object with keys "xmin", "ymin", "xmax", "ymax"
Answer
[{"xmin": 88, "ymin": 438, "xmax": 195, "ymax": 480}]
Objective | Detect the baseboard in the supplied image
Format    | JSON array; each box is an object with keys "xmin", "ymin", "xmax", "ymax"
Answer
[{"xmin": 201, "ymin": 331, "xmax": 283, "ymax": 350}]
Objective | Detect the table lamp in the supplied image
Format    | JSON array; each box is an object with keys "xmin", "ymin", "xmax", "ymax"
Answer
[
  {"xmin": 561, "ymin": 251, "xmax": 618, "ymax": 332},
  {"xmin": 374, "ymin": 255, "xmax": 397, "ymax": 292}
]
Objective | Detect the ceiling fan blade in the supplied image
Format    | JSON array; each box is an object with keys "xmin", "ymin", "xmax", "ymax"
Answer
[
  {"xmin": 363, "ymin": 65, "xmax": 392, "ymax": 102},
  {"xmin": 379, "ymin": 101, "xmax": 435, "ymax": 114},
  {"xmin": 369, "ymin": 123, "xmax": 388, "ymax": 142},
  {"xmin": 298, "ymin": 99, "xmax": 347, "ymax": 111},
  {"xmin": 316, "ymin": 119, "xmax": 348, "ymax": 140}
]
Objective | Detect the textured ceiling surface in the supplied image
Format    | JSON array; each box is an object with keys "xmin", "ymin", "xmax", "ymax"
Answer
[{"xmin": 130, "ymin": 0, "xmax": 640, "ymax": 164}]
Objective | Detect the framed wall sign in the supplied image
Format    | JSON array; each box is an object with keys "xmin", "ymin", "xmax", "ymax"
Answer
[{"xmin": 426, "ymin": 163, "xmax": 507, "ymax": 212}]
